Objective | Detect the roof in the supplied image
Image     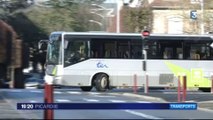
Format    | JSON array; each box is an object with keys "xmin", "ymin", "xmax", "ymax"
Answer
[{"xmin": 50, "ymin": 31, "xmax": 213, "ymax": 41}]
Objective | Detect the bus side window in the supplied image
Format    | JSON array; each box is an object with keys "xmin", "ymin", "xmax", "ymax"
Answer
[
  {"xmin": 79, "ymin": 44, "xmax": 85, "ymax": 60},
  {"xmin": 176, "ymin": 48, "xmax": 183, "ymax": 59},
  {"xmin": 105, "ymin": 50, "xmax": 111, "ymax": 58},
  {"xmin": 91, "ymin": 50, "xmax": 99, "ymax": 58},
  {"xmin": 195, "ymin": 50, "xmax": 200, "ymax": 60},
  {"xmin": 190, "ymin": 50, "xmax": 200, "ymax": 60},
  {"xmin": 90, "ymin": 50, "xmax": 96, "ymax": 58},
  {"xmin": 123, "ymin": 51, "xmax": 130, "ymax": 58},
  {"xmin": 163, "ymin": 48, "xmax": 172, "ymax": 59},
  {"xmin": 195, "ymin": 54, "xmax": 200, "ymax": 59},
  {"xmin": 163, "ymin": 51, "xmax": 168, "ymax": 59}
]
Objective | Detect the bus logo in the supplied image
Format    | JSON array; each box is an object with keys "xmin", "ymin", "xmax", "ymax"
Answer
[{"xmin": 97, "ymin": 62, "xmax": 108, "ymax": 68}]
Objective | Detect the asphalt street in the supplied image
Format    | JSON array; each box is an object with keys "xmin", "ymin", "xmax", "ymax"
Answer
[{"xmin": 0, "ymin": 88, "xmax": 213, "ymax": 119}]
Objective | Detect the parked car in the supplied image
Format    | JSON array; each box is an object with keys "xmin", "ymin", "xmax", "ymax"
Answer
[{"xmin": 25, "ymin": 77, "xmax": 45, "ymax": 89}]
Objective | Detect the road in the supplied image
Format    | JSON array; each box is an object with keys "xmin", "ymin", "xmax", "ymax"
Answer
[{"xmin": 1, "ymin": 88, "xmax": 213, "ymax": 119}]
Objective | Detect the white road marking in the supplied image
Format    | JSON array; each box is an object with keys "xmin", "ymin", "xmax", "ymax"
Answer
[
  {"xmin": 29, "ymin": 100, "xmax": 38, "ymax": 103},
  {"xmin": 54, "ymin": 91, "xmax": 62, "ymax": 94},
  {"xmin": 185, "ymin": 100, "xmax": 196, "ymax": 102},
  {"xmin": 135, "ymin": 101, "xmax": 152, "ymax": 103},
  {"xmin": 30, "ymin": 90, "xmax": 42, "ymax": 93},
  {"xmin": 83, "ymin": 98, "xmax": 99, "ymax": 102},
  {"xmin": 109, "ymin": 100, "xmax": 126, "ymax": 103},
  {"xmin": 94, "ymin": 95, "xmax": 116, "ymax": 98},
  {"xmin": 10, "ymin": 89, "xmax": 23, "ymax": 92},
  {"xmin": 56, "ymin": 99, "xmax": 71, "ymax": 102},
  {"xmin": 124, "ymin": 110, "xmax": 162, "ymax": 119},
  {"xmin": 67, "ymin": 91, "xmax": 81, "ymax": 94},
  {"xmin": 89, "ymin": 92, "xmax": 101, "ymax": 95}
]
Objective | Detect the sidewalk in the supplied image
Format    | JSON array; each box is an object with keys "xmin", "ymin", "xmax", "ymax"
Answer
[
  {"xmin": 198, "ymin": 101, "xmax": 213, "ymax": 111},
  {"xmin": 0, "ymin": 90, "xmax": 42, "ymax": 119},
  {"xmin": 0, "ymin": 94, "xmax": 26, "ymax": 119}
]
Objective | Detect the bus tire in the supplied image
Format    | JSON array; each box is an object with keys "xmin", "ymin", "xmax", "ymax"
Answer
[
  {"xmin": 95, "ymin": 74, "xmax": 109, "ymax": 92},
  {"xmin": 80, "ymin": 86, "xmax": 93, "ymax": 91}
]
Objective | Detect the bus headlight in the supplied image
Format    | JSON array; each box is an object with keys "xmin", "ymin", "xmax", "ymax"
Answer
[
  {"xmin": 44, "ymin": 75, "xmax": 54, "ymax": 84},
  {"xmin": 55, "ymin": 76, "xmax": 62, "ymax": 81},
  {"xmin": 52, "ymin": 76, "xmax": 63, "ymax": 85}
]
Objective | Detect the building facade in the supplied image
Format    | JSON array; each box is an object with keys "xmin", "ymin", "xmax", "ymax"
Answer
[
  {"xmin": 144, "ymin": 0, "xmax": 213, "ymax": 34},
  {"xmin": 111, "ymin": 0, "xmax": 213, "ymax": 34}
]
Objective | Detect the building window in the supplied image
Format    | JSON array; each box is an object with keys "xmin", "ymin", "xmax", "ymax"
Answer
[{"xmin": 167, "ymin": 16, "xmax": 183, "ymax": 34}]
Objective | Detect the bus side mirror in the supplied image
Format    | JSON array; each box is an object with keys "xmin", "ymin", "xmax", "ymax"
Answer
[{"xmin": 38, "ymin": 40, "xmax": 48, "ymax": 50}]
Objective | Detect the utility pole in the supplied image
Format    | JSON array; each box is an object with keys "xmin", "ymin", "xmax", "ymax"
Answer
[
  {"xmin": 116, "ymin": 0, "xmax": 123, "ymax": 33},
  {"xmin": 200, "ymin": 0, "xmax": 204, "ymax": 34},
  {"xmin": 141, "ymin": 30, "xmax": 150, "ymax": 93}
]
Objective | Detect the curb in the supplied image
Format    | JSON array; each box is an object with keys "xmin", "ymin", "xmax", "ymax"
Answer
[
  {"xmin": 0, "ymin": 90, "xmax": 40, "ymax": 119},
  {"xmin": 198, "ymin": 100, "xmax": 213, "ymax": 104},
  {"xmin": 197, "ymin": 101, "xmax": 213, "ymax": 112},
  {"xmin": 198, "ymin": 107, "xmax": 213, "ymax": 113}
]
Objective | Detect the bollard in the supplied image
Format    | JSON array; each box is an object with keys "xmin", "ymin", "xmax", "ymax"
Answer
[
  {"xmin": 211, "ymin": 75, "xmax": 213, "ymax": 93},
  {"xmin": 182, "ymin": 76, "xmax": 187, "ymax": 102},
  {"xmin": 133, "ymin": 74, "xmax": 137, "ymax": 94},
  {"xmin": 44, "ymin": 83, "xmax": 54, "ymax": 120},
  {"xmin": 177, "ymin": 76, "xmax": 181, "ymax": 102}
]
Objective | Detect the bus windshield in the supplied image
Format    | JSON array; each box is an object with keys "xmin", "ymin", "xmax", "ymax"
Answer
[{"xmin": 46, "ymin": 34, "xmax": 62, "ymax": 65}]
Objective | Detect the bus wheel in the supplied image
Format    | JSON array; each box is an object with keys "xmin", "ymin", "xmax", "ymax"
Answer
[
  {"xmin": 80, "ymin": 86, "xmax": 93, "ymax": 91},
  {"xmin": 95, "ymin": 74, "xmax": 109, "ymax": 92}
]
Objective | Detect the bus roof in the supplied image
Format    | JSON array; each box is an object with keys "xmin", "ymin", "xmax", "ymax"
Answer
[{"xmin": 50, "ymin": 31, "xmax": 213, "ymax": 41}]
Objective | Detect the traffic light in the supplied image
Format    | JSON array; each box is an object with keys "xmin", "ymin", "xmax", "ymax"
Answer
[{"xmin": 141, "ymin": 30, "xmax": 150, "ymax": 50}]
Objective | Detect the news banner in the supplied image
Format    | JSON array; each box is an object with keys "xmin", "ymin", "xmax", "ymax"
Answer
[{"xmin": 17, "ymin": 103, "xmax": 197, "ymax": 110}]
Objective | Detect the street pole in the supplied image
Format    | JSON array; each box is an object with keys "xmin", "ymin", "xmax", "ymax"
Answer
[
  {"xmin": 44, "ymin": 75, "xmax": 54, "ymax": 119},
  {"xmin": 143, "ymin": 50, "xmax": 148, "ymax": 94},
  {"xmin": 200, "ymin": 0, "xmax": 204, "ymax": 34},
  {"xmin": 116, "ymin": 0, "xmax": 123, "ymax": 33},
  {"xmin": 10, "ymin": 66, "xmax": 14, "ymax": 88},
  {"xmin": 141, "ymin": 30, "xmax": 150, "ymax": 94}
]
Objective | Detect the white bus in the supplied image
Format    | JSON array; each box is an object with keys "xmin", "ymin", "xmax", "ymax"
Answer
[{"xmin": 44, "ymin": 32, "xmax": 213, "ymax": 92}]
